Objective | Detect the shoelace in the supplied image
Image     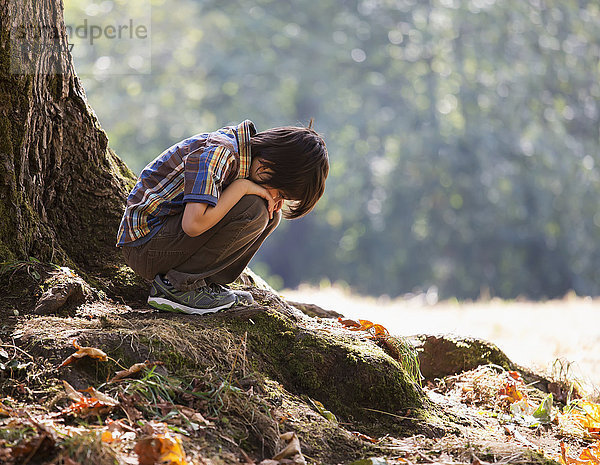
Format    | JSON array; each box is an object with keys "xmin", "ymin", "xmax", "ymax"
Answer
[{"xmin": 208, "ymin": 282, "xmax": 228, "ymax": 294}]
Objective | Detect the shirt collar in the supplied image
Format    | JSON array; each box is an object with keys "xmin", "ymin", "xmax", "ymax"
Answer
[{"xmin": 234, "ymin": 119, "xmax": 257, "ymax": 179}]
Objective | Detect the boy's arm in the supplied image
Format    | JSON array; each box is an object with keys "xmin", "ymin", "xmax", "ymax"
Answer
[{"xmin": 181, "ymin": 178, "xmax": 277, "ymax": 237}]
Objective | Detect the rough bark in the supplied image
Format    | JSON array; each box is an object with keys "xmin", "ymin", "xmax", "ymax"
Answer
[{"xmin": 0, "ymin": 0, "xmax": 134, "ymax": 269}]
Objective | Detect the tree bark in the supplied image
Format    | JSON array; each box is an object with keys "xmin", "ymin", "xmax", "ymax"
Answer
[{"xmin": 0, "ymin": 0, "xmax": 134, "ymax": 270}]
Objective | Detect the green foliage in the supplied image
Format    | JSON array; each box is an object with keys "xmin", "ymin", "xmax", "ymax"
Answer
[{"xmin": 66, "ymin": 0, "xmax": 600, "ymax": 299}]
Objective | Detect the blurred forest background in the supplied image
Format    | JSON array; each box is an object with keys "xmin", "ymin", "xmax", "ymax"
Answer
[{"xmin": 65, "ymin": 0, "xmax": 600, "ymax": 300}]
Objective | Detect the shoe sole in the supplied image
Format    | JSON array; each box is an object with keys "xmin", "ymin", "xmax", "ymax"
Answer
[{"xmin": 148, "ymin": 296, "xmax": 236, "ymax": 315}]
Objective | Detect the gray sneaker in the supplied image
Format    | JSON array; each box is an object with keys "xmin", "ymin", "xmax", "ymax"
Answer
[{"xmin": 148, "ymin": 275, "xmax": 237, "ymax": 314}]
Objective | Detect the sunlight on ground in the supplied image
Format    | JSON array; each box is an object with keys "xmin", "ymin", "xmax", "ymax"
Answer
[{"xmin": 283, "ymin": 285, "xmax": 600, "ymax": 395}]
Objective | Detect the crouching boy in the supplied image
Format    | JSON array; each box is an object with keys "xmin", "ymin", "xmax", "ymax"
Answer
[{"xmin": 116, "ymin": 119, "xmax": 328, "ymax": 314}]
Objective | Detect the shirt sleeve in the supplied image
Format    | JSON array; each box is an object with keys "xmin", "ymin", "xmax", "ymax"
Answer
[{"xmin": 183, "ymin": 145, "xmax": 235, "ymax": 206}]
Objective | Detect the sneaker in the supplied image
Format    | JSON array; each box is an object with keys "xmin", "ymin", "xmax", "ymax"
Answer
[{"xmin": 148, "ymin": 275, "xmax": 237, "ymax": 314}]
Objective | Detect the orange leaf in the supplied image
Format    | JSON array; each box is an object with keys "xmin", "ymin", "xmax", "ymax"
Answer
[
  {"xmin": 560, "ymin": 401, "xmax": 600, "ymax": 437},
  {"xmin": 63, "ymin": 396, "xmax": 115, "ymax": 417},
  {"xmin": 58, "ymin": 340, "xmax": 108, "ymax": 368},
  {"xmin": 372, "ymin": 324, "xmax": 389, "ymax": 337},
  {"xmin": 61, "ymin": 382, "xmax": 117, "ymax": 418},
  {"xmin": 508, "ymin": 371, "xmax": 524, "ymax": 383},
  {"xmin": 350, "ymin": 431, "xmax": 378, "ymax": 444},
  {"xmin": 109, "ymin": 360, "xmax": 164, "ymax": 383},
  {"xmin": 134, "ymin": 433, "xmax": 188, "ymax": 465},
  {"xmin": 560, "ymin": 441, "xmax": 600, "ymax": 465},
  {"xmin": 358, "ymin": 320, "xmax": 374, "ymax": 330},
  {"xmin": 101, "ymin": 430, "xmax": 120, "ymax": 444},
  {"xmin": 338, "ymin": 318, "xmax": 361, "ymax": 328}
]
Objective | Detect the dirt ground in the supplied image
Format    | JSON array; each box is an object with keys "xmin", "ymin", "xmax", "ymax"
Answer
[{"xmin": 1, "ymin": 265, "xmax": 599, "ymax": 464}]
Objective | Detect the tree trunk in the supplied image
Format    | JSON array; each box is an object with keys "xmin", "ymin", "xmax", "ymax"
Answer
[{"xmin": 0, "ymin": 0, "xmax": 134, "ymax": 270}]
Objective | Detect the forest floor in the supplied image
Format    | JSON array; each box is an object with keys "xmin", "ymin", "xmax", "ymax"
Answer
[{"xmin": 0, "ymin": 263, "xmax": 599, "ymax": 465}]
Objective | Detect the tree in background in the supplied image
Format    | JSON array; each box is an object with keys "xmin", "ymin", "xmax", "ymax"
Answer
[{"xmin": 66, "ymin": 0, "xmax": 600, "ymax": 299}]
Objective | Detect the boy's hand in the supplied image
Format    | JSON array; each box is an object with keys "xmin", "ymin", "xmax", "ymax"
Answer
[{"xmin": 236, "ymin": 179, "xmax": 277, "ymax": 219}]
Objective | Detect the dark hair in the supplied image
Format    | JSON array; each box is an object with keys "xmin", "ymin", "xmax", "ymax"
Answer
[{"xmin": 250, "ymin": 123, "xmax": 329, "ymax": 219}]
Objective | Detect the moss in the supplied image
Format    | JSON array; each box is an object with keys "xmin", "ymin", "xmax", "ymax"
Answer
[
  {"xmin": 0, "ymin": 115, "xmax": 13, "ymax": 155},
  {"xmin": 414, "ymin": 334, "xmax": 514, "ymax": 380},
  {"xmin": 223, "ymin": 309, "xmax": 425, "ymax": 426},
  {"xmin": 522, "ymin": 450, "xmax": 561, "ymax": 465},
  {"xmin": 0, "ymin": 242, "xmax": 15, "ymax": 261}
]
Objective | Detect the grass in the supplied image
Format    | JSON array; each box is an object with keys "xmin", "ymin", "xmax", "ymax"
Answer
[{"xmin": 55, "ymin": 430, "xmax": 118, "ymax": 465}]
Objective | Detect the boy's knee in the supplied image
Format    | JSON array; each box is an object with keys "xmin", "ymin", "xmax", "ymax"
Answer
[{"xmin": 235, "ymin": 195, "xmax": 269, "ymax": 225}]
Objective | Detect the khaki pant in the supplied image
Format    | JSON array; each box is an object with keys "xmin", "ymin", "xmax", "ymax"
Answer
[{"xmin": 122, "ymin": 195, "xmax": 281, "ymax": 291}]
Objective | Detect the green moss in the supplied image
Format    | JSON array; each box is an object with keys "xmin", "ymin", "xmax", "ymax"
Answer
[
  {"xmin": 0, "ymin": 115, "xmax": 13, "ymax": 155},
  {"xmin": 224, "ymin": 310, "xmax": 425, "ymax": 425},
  {"xmin": 0, "ymin": 242, "xmax": 15, "ymax": 262},
  {"xmin": 415, "ymin": 334, "xmax": 514, "ymax": 380}
]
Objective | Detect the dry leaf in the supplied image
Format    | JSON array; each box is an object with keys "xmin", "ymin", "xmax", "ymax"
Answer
[
  {"xmin": 352, "ymin": 320, "xmax": 374, "ymax": 331},
  {"xmin": 62, "ymin": 380, "xmax": 84, "ymax": 402},
  {"xmin": 372, "ymin": 324, "xmax": 389, "ymax": 337},
  {"xmin": 272, "ymin": 432, "xmax": 305, "ymax": 464},
  {"xmin": 498, "ymin": 371, "xmax": 526, "ymax": 405},
  {"xmin": 338, "ymin": 318, "xmax": 390, "ymax": 339},
  {"xmin": 58, "ymin": 339, "xmax": 108, "ymax": 368},
  {"xmin": 350, "ymin": 431, "xmax": 378, "ymax": 443},
  {"xmin": 63, "ymin": 397, "xmax": 115, "ymax": 418},
  {"xmin": 109, "ymin": 360, "xmax": 164, "ymax": 383},
  {"xmin": 101, "ymin": 430, "xmax": 121, "ymax": 444},
  {"xmin": 558, "ymin": 401, "xmax": 600, "ymax": 439},
  {"xmin": 560, "ymin": 441, "xmax": 600, "ymax": 465},
  {"xmin": 61, "ymin": 383, "xmax": 118, "ymax": 418},
  {"xmin": 573, "ymin": 402, "xmax": 600, "ymax": 434},
  {"xmin": 134, "ymin": 433, "xmax": 188, "ymax": 465},
  {"xmin": 338, "ymin": 318, "xmax": 361, "ymax": 328},
  {"xmin": 503, "ymin": 424, "xmax": 536, "ymax": 448},
  {"xmin": 81, "ymin": 387, "xmax": 118, "ymax": 406}
]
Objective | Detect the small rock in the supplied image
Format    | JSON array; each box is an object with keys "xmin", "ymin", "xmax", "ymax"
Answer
[{"xmin": 287, "ymin": 301, "xmax": 343, "ymax": 319}]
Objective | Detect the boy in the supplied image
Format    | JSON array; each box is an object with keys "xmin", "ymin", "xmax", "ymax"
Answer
[{"xmin": 116, "ymin": 119, "xmax": 328, "ymax": 314}]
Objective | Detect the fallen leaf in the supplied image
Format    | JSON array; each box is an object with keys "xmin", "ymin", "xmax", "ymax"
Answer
[
  {"xmin": 350, "ymin": 431, "xmax": 378, "ymax": 444},
  {"xmin": 62, "ymin": 397, "xmax": 116, "ymax": 418},
  {"xmin": 272, "ymin": 432, "xmax": 305, "ymax": 464},
  {"xmin": 503, "ymin": 424, "xmax": 536, "ymax": 448},
  {"xmin": 134, "ymin": 433, "xmax": 188, "ymax": 465},
  {"xmin": 560, "ymin": 441, "xmax": 600, "ymax": 465},
  {"xmin": 498, "ymin": 373, "xmax": 526, "ymax": 404},
  {"xmin": 109, "ymin": 360, "xmax": 165, "ymax": 383},
  {"xmin": 354, "ymin": 320, "xmax": 374, "ymax": 331},
  {"xmin": 62, "ymin": 380, "xmax": 84, "ymax": 402},
  {"xmin": 58, "ymin": 339, "xmax": 108, "ymax": 368},
  {"xmin": 61, "ymin": 383, "xmax": 118, "ymax": 418},
  {"xmin": 307, "ymin": 398, "xmax": 337, "ymax": 424},
  {"xmin": 81, "ymin": 387, "xmax": 118, "ymax": 406},
  {"xmin": 338, "ymin": 318, "xmax": 390, "ymax": 339},
  {"xmin": 0, "ymin": 399, "xmax": 12, "ymax": 417},
  {"xmin": 101, "ymin": 430, "xmax": 121, "ymax": 444},
  {"xmin": 533, "ymin": 394, "xmax": 554, "ymax": 423},
  {"xmin": 338, "ymin": 318, "xmax": 361, "ymax": 328},
  {"xmin": 372, "ymin": 324, "xmax": 389, "ymax": 337},
  {"xmin": 508, "ymin": 371, "xmax": 524, "ymax": 383},
  {"xmin": 559, "ymin": 401, "xmax": 600, "ymax": 438}
]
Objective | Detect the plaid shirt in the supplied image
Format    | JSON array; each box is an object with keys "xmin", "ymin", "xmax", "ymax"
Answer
[{"xmin": 116, "ymin": 120, "xmax": 256, "ymax": 246}]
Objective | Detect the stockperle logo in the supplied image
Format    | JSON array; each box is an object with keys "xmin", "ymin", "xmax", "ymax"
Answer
[
  {"xmin": 65, "ymin": 18, "xmax": 148, "ymax": 46},
  {"xmin": 10, "ymin": 0, "xmax": 151, "ymax": 76}
]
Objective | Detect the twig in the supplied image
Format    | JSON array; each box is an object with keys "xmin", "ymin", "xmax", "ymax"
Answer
[
  {"xmin": 1, "ymin": 342, "xmax": 35, "ymax": 360},
  {"xmin": 361, "ymin": 407, "xmax": 420, "ymax": 421},
  {"xmin": 21, "ymin": 432, "xmax": 49, "ymax": 465}
]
